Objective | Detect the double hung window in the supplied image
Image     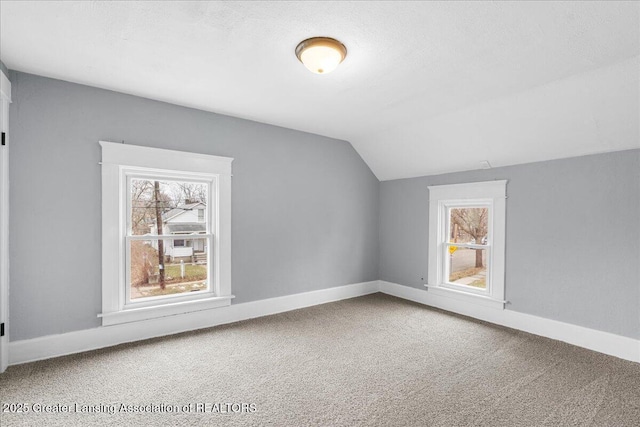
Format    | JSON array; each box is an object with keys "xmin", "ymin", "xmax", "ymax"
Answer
[
  {"xmin": 100, "ymin": 141, "xmax": 233, "ymax": 325},
  {"xmin": 427, "ymin": 181, "xmax": 507, "ymax": 309}
]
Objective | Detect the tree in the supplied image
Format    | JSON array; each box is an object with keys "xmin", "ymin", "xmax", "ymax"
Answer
[
  {"xmin": 130, "ymin": 180, "xmax": 154, "ymax": 235},
  {"xmin": 130, "ymin": 180, "xmax": 175, "ymax": 235},
  {"xmin": 451, "ymin": 208, "xmax": 488, "ymax": 268},
  {"xmin": 171, "ymin": 182, "xmax": 207, "ymax": 205},
  {"xmin": 130, "ymin": 241, "xmax": 159, "ymax": 287}
]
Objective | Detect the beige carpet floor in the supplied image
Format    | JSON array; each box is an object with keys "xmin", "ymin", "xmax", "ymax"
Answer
[{"xmin": 1, "ymin": 293, "xmax": 639, "ymax": 426}]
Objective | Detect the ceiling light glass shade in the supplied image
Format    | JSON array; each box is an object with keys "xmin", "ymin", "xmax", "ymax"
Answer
[{"xmin": 295, "ymin": 37, "xmax": 347, "ymax": 74}]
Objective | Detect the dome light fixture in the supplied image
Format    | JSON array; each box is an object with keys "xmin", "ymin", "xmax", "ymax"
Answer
[{"xmin": 295, "ymin": 37, "xmax": 347, "ymax": 75}]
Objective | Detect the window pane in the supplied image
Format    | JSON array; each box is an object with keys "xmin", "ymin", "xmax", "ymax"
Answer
[
  {"xmin": 448, "ymin": 207, "xmax": 488, "ymax": 245},
  {"xmin": 130, "ymin": 239, "xmax": 209, "ymax": 300},
  {"xmin": 448, "ymin": 247, "xmax": 487, "ymax": 289},
  {"xmin": 130, "ymin": 179, "xmax": 208, "ymax": 236}
]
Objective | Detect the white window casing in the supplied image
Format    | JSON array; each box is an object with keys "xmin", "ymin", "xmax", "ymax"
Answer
[
  {"xmin": 99, "ymin": 141, "xmax": 234, "ymax": 326},
  {"xmin": 426, "ymin": 180, "xmax": 507, "ymax": 309}
]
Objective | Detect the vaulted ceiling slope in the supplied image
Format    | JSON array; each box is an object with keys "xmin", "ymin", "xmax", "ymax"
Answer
[{"xmin": 1, "ymin": 1, "xmax": 638, "ymax": 180}]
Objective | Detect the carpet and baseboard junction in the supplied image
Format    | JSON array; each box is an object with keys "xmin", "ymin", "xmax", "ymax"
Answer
[{"xmin": 1, "ymin": 292, "xmax": 639, "ymax": 426}]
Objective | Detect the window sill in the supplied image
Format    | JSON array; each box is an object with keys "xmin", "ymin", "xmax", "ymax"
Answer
[
  {"xmin": 99, "ymin": 295, "xmax": 234, "ymax": 326},
  {"xmin": 424, "ymin": 284, "xmax": 505, "ymax": 310}
]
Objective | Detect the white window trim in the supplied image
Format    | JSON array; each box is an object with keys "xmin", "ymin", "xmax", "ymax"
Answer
[
  {"xmin": 99, "ymin": 141, "xmax": 234, "ymax": 326},
  {"xmin": 426, "ymin": 180, "xmax": 507, "ymax": 310}
]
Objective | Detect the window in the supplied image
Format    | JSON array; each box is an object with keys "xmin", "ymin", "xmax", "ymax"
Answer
[
  {"xmin": 427, "ymin": 181, "xmax": 507, "ymax": 309},
  {"xmin": 100, "ymin": 141, "xmax": 233, "ymax": 326},
  {"xmin": 129, "ymin": 178, "xmax": 208, "ymax": 300}
]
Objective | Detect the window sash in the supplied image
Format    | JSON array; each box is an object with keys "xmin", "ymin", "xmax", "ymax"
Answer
[
  {"xmin": 124, "ymin": 235, "xmax": 214, "ymax": 307},
  {"xmin": 124, "ymin": 172, "xmax": 216, "ymax": 308},
  {"xmin": 442, "ymin": 243, "xmax": 491, "ymax": 295},
  {"xmin": 443, "ymin": 242, "xmax": 488, "ymax": 250},
  {"xmin": 440, "ymin": 202, "xmax": 493, "ymax": 296},
  {"xmin": 125, "ymin": 173, "xmax": 214, "ymax": 236},
  {"xmin": 126, "ymin": 234, "xmax": 213, "ymax": 241}
]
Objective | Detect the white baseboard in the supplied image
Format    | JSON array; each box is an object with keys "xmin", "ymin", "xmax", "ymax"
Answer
[
  {"xmin": 9, "ymin": 281, "xmax": 379, "ymax": 366},
  {"xmin": 9, "ymin": 280, "xmax": 639, "ymax": 366},
  {"xmin": 379, "ymin": 280, "xmax": 640, "ymax": 363}
]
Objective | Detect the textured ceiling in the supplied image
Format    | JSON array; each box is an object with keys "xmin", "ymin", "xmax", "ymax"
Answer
[{"xmin": 1, "ymin": 1, "xmax": 638, "ymax": 180}]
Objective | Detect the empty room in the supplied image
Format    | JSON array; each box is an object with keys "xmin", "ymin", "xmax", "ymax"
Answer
[{"xmin": 0, "ymin": 1, "xmax": 639, "ymax": 426}]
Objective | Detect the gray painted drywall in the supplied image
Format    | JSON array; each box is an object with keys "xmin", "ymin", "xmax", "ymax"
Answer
[
  {"xmin": 380, "ymin": 150, "xmax": 640, "ymax": 339},
  {"xmin": 0, "ymin": 61, "xmax": 8, "ymax": 78},
  {"xmin": 8, "ymin": 69, "xmax": 639, "ymax": 344},
  {"xmin": 8, "ymin": 71, "xmax": 379, "ymax": 341}
]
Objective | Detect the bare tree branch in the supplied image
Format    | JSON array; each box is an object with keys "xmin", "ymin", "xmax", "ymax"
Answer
[{"xmin": 451, "ymin": 207, "xmax": 488, "ymax": 268}]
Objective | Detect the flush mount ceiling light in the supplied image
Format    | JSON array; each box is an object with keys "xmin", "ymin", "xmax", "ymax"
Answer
[{"xmin": 295, "ymin": 37, "xmax": 347, "ymax": 75}]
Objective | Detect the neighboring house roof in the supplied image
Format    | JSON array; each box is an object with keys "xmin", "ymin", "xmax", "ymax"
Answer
[
  {"xmin": 162, "ymin": 202, "xmax": 205, "ymax": 222},
  {"xmin": 166, "ymin": 223, "xmax": 206, "ymax": 234}
]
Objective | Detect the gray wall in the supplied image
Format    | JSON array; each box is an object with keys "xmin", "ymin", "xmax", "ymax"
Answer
[
  {"xmin": 380, "ymin": 150, "xmax": 640, "ymax": 339},
  {"xmin": 8, "ymin": 69, "xmax": 639, "ymax": 343},
  {"xmin": 9, "ymin": 71, "xmax": 379, "ymax": 341},
  {"xmin": 0, "ymin": 61, "xmax": 8, "ymax": 78}
]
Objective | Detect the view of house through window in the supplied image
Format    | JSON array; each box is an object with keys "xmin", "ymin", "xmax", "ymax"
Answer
[
  {"xmin": 446, "ymin": 207, "xmax": 489, "ymax": 289},
  {"xmin": 128, "ymin": 179, "xmax": 210, "ymax": 300}
]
